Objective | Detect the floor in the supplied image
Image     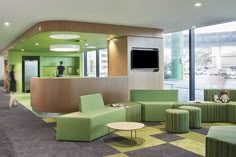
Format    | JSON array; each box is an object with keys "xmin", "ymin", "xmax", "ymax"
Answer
[{"xmin": 2, "ymin": 89, "xmax": 236, "ymax": 157}]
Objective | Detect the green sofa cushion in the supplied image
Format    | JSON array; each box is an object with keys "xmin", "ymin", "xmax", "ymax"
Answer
[
  {"xmin": 80, "ymin": 93, "xmax": 105, "ymax": 114},
  {"xmin": 130, "ymin": 90, "xmax": 178, "ymax": 102}
]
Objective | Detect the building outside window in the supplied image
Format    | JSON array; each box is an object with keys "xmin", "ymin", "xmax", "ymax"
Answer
[
  {"xmin": 99, "ymin": 49, "xmax": 108, "ymax": 77},
  {"xmin": 164, "ymin": 31, "xmax": 189, "ymax": 101},
  {"xmin": 85, "ymin": 49, "xmax": 108, "ymax": 77},
  {"xmin": 164, "ymin": 21, "xmax": 236, "ymax": 101},
  {"xmin": 195, "ymin": 21, "xmax": 236, "ymax": 100},
  {"xmin": 86, "ymin": 50, "xmax": 96, "ymax": 77}
]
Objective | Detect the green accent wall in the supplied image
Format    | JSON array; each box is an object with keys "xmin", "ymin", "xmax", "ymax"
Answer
[{"xmin": 8, "ymin": 50, "xmax": 83, "ymax": 92}]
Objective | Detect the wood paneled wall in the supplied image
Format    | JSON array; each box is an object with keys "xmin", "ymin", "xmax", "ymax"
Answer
[
  {"xmin": 108, "ymin": 37, "xmax": 128, "ymax": 76},
  {"xmin": 30, "ymin": 77, "xmax": 128, "ymax": 113}
]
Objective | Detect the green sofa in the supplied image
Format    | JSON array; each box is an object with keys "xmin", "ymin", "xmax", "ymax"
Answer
[
  {"xmin": 56, "ymin": 93, "xmax": 126, "ymax": 141},
  {"xmin": 130, "ymin": 90, "xmax": 178, "ymax": 121},
  {"xmin": 173, "ymin": 89, "xmax": 236, "ymax": 123}
]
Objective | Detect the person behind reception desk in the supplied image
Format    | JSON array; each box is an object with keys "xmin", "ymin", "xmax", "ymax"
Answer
[{"xmin": 57, "ymin": 61, "xmax": 65, "ymax": 77}]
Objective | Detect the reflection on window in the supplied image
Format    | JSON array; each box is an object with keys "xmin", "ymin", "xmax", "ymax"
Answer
[
  {"xmin": 195, "ymin": 21, "xmax": 236, "ymax": 100},
  {"xmin": 164, "ymin": 31, "xmax": 189, "ymax": 101},
  {"xmin": 99, "ymin": 49, "xmax": 108, "ymax": 77},
  {"xmin": 87, "ymin": 50, "xmax": 96, "ymax": 77}
]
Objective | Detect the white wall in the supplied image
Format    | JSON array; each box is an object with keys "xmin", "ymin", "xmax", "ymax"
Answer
[{"xmin": 127, "ymin": 36, "xmax": 164, "ymax": 90}]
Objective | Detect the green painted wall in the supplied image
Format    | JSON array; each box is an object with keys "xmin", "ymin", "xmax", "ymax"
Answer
[{"xmin": 8, "ymin": 51, "xmax": 83, "ymax": 92}]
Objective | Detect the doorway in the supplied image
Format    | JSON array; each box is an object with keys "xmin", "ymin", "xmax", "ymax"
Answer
[{"xmin": 22, "ymin": 56, "xmax": 40, "ymax": 93}]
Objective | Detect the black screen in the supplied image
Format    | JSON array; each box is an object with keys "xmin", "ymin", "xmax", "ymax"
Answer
[{"xmin": 131, "ymin": 49, "xmax": 159, "ymax": 69}]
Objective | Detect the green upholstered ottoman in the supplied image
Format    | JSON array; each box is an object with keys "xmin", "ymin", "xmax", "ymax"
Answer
[
  {"xmin": 165, "ymin": 109, "xmax": 189, "ymax": 133},
  {"xmin": 206, "ymin": 126, "xmax": 236, "ymax": 157},
  {"xmin": 119, "ymin": 101, "xmax": 142, "ymax": 122},
  {"xmin": 178, "ymin": 106, "xmax": 201, "ymax": 128}
]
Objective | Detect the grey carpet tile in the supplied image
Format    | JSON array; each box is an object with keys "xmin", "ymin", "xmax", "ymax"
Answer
[
  {"xmin": 190, "ymin": 128, "xmax": 209, "ymax": 135},
  {"xmin": 125, "ymin": 143, "xmax": 203, "ymax": 157},
  {"xmin": 151, "ymin": 132, "xmax": 185, "ymax": 142}
]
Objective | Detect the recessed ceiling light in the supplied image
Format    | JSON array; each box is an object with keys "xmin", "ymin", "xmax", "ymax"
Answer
[
  {"xmin": 195, "ymin": 2, "xmax": 202, "ymax": 7},
  {"xmin": 35, "ymin": 43, "xmax": 39, "ymax": 46},
  {"xmin": 50, "ymin": 44, "xmax": 80, "ymax": 52},
  {"xmin": 4, "ymin": 22, "xmax": 10, "ymax": 26},
  {"xmin": 50, "ymin": 34, "xmax": 80, "ymax": 39}
]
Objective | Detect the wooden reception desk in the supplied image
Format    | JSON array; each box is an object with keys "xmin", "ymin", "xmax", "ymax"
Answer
[{"xmin": 30, "ymin": 77, "xmax": 128, "ymax": 113}]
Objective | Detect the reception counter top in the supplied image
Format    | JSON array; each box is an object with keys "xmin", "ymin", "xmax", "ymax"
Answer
[{"xmin": 30, "ymin": 77, "xmax": 128, "ymax": 113}]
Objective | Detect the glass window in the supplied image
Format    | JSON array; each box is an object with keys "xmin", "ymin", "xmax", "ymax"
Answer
[
  {"xmin": 195, "ymin": 21, "xmax": 236, "ymax": 100},
  {"xmin": 164, "ymin": 31, "xmax": 190, "ymax": 101},
  {"xmin": 86, "ymin": 50, "xmax": 96, "ymax": 77},
  {"xmin": 99, "ymin": 49, "xmax": 108, "ymax": 77}
]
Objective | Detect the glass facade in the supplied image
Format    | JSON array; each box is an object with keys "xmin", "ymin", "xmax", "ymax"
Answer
[
  {"xmin": 164, "ymin": 31, "xmax": 190, "ymax": 101},
  {"xmin": 195, "ymin": 22, "xmax": 236, "ymax": 100},
  {"xmin": 164, "ymin": 21, "xmax": 236, "ymax": 101}
]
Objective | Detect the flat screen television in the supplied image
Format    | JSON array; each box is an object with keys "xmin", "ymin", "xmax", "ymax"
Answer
[{"xmin": 131, "ymin": 48, "xmax": 159, "ymax": 69}]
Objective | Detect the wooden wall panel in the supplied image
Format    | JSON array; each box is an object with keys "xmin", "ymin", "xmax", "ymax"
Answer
[
  {"xmin": 31, "ymin": 77, "xmax": 128, "ymax": 113},
  {"xmin": 108, "ymin": 37, "xmax": 128, "ymax": 76}
]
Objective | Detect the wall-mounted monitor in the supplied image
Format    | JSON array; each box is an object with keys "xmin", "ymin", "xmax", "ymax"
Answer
[{"xmin": 131, "ymin": 48, "xmax": 159, "ymax": 70}]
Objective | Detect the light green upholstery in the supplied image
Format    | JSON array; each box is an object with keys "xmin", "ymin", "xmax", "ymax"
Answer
[
  {"xmin": 118, "ymin": 101, "xmax": 142, "ymax": 122},
  {"xmin": 178, "ymin": 106, "xmax": 201, "ymax": 128},
  {"xmin": 130, "ymin": 90, "xmax": 178, "ymax": 121},
  {"xmin": 165, "ymin": 109, "xmax": 189, "ymax": 133},
  {"xmin": 56, "ymin": 93, "xmax": 126, "ymax": 141},
  {"xmin": 206, "ymin": 126, "xmax": 236, "ymax": 157}
]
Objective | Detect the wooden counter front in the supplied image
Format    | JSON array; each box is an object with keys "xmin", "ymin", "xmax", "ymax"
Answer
[{"xmin": 30, "ymin": 77, "xmax": 128, "ymax": 113}]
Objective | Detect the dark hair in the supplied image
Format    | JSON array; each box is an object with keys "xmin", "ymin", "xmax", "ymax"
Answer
[
  {"xmin": 10, "ymin": 65, "xmax": 15, "ymax": 71},
  {"xmin": 60, "ymin": 61, "xmax": 63, "ymax": 64}
]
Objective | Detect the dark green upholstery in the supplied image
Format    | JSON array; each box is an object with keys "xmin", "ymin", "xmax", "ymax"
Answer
[
  {"xmin": 56, "ymin": 93, "xmax": 126, "ymax": 141},
  {"xmin": 204, "ymin": 89, "xmax": 236, "ymax": 101},
  {"xmin": 173, "ymin": 102, "xmax": 228, "ymax": 122},
  {"xmin": 130, "ymin": 90, "xmax": 178, "ymax": 121},
  {"xmin": 228, "ymin": 103, "xmax": 236, "ymax": 123},
  {"xmin": 165, "ymin": 109, "xmax": 189, "ymax": 133},
  {"xmin": 179, "ymin": 106, "xmax": 201, "ymax": 128},
  {"xmin": 206, "ymin": 126, "xmax": 236, "ymax": 157}
]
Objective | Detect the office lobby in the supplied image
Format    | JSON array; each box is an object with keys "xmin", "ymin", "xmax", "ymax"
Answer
[{"xmin": 1, "ymin": 1, "xmax": 236, "ymax": 157}]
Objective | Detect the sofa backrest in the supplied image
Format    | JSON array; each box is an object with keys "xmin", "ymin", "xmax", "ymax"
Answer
[
  {"xmin": 204, "ymin": 89, "xmax": 236, "ymax": 101},
  {"xmin": 130, "ymin": 90, "xmax": 178, "ymax": 102},
  {"xmin": 80, "ymin": 93, "xmax": 105, "ymax": 114}
]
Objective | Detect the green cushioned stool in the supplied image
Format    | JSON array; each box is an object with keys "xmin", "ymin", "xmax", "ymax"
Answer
[
  {"xmin": 165, "ymin": 109, "xmax": 189, "ymax": 133},
  {"xmin": 179, "ymin": 106, "xmax": 201, "ymax": 129},
  {"xmin": 119, "ymin": 101, "xmax": 142, "ymax": 122},
  {"xmin": 206, "ymin": 126, "xmax": 236, "ymax": 157}
]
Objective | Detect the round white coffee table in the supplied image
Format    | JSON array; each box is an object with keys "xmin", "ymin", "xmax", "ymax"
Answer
[{"xmin": 106, "ymin": 122, "xmax": 144, "ymax": 139}]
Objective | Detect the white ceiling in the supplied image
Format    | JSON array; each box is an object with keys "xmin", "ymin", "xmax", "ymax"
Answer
[{"xmin": 1, "ymin": 0, "xmax": 236, "ymax": 53}]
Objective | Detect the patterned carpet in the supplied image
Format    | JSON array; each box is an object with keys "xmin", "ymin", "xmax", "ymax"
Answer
[{"xmin": 1, "ymin": 90, "xmax": 235, "ymax": 157}]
